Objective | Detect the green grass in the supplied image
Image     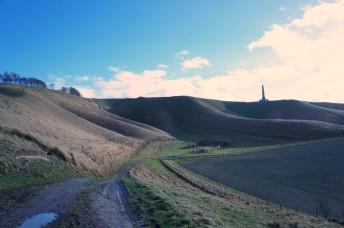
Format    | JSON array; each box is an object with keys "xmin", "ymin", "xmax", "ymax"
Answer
[
  {"xmin": 152, "ymin": 138, "xmax": 322, "ymax": 162},
  {"xmin": 0, "ymin": 86, "xmax": 25, "ymax": 97},
  {"xmin": 0, "ymin": 138, "xmax": 79, "ymax": 190},
  {"xmin": 124, "ymin": 177, "xmax": 195, "ymax": 227},
  {"xmin": 143, "ymin": 159, "xmax": 172, "ymax": 175},
  {"xmin": 128, "ymin": 159, "xmax": 271, "ymax": 227},
  {"xmin": 0, "ymin": 151, "xmax": 80, "ymax": 214},
  {"xmin": 127, "ymin": 140, "xmax": 335, "ymax": 227},
  {"xmin": 0, "ymin": 159, "xmax": 78, "ymax": 190},
  {"xmin": 141, "ymin": 140, "xmax": 291, "ymax": 161},
  {"xmin": 134, "ymin": 140, "xmax": 271, "ymax": 160},
  {"xmin": 155, "ymin": 141, "xmax": 191, "ymax": 158}
]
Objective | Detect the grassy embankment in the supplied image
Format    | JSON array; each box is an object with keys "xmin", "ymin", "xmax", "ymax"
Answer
[
  {"xmin": 0, "ymin": 86, "xmax": 26, "ymax": 97},
  {"xmin": 0, "ymin": 136, "xmax": 80, "ymax": 214},
  {"xmin": 124, "ymin": 140, "xmax": 338, "ymax": 227},
  {"xmin": 0, "ymin": 86, "xmax": 79, "ymax": 190},
  {"xmin": 0, "ymin": 85, "xmax": 80, "ymax": 213},
  {"xmin": 0, "ymin": 136, "xmax": 78, "ymax": 190}
]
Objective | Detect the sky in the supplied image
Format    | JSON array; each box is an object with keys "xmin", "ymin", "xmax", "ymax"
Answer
[{"xmin": 1, "ymin": 0, "xmax": 343, "ymax": 102}]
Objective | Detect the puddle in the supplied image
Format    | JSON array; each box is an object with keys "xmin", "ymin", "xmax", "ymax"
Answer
[{"xmin": 18, "ymin": 212, "xmax": 58, "ymax": 228}]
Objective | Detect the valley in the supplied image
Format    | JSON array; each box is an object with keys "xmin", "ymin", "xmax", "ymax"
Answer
[{"xmin": 1, "ymin": 85, "xmax": 344, "ymax": 227}]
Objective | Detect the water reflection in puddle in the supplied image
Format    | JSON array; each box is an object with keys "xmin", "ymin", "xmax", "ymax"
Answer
[{"xmin": 18, "ymin": 212, "xmax": 58, "ymax": 228}]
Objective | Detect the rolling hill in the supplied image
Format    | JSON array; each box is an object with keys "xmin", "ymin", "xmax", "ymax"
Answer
[
  {"xmin": 2, "ymin": 86, "xmax": 344, "ymax": 173},
  {"xmin": 206, "ymin": 99, "xmax": 344, "ymax": 124},
  {"xmin": 97, "ymin": 96, "xmax": 344, "ymax": 144},
  {"xmin": 311, "ymin": 102, "xmax": 344, "ymax": 111},
  {"xmin": 0, "ymin": 86, "xmax": 172, "ymax": 175}
]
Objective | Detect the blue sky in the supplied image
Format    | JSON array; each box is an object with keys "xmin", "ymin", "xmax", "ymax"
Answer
[
  {"xmin": 2, "ymin": 0, "xmax": 343, "ymax": 102},
  {"xmin": 0, "ymin": 0, "xmax": 314, "ymax": 77}
]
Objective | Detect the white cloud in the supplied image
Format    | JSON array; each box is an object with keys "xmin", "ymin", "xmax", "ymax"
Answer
[
  {"xmin": 108, "ymin": 66, "xmax": 121, "ymax": 73},
  {"xmin": 92, "ymin": 76, "xmax": 104, "ymax": 81},
  {"xmin": 53, "ymin": 77, "xmax": 65, "ymax": 89},
  {"xmin": 83, "ymin": 67, "xmax": 260, "ymax": 99},
  {"xmin": 279, "ymin": 6, "xmax": 287, "ymax": 11},
  {"xmin": 95, "ymin": 69, "xmax": 168, "ymax": 98},
  {"xmin": 156, "ymin": 64, "xmax": 169, "ymax": 69},
  {"xmin": 73, "ymin": 86, "xmax": 97, "ymax": 98},
  {"xmin": 176, "ymin": 50, "xmax": 190, "ymax": 60},
  {"xmin": 291, "ymin": 1, "xmax": 344, "ymax": 28},
  {"xmin": 72, "ymin": 1, "xmax": 344, "ymax": 102},
  {"xmin": 245, "ymin": 0, "xmax": 344, "ymax": 102},
  {"xmin": 74, "ymin": 75, "xmax": 89, "ymax": 81},
  {"xmin": 181, "ymin": 57, "xmax": 210, "ymax": 70}
]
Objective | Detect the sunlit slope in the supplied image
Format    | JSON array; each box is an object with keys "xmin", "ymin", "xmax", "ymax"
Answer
[
  {"xmin": 98, "ymin": 96, "xmax": 344, "ymax": 142},
  {"xmin": 0, "ymin": 86, "xmax": 172, "ymax": 174}
]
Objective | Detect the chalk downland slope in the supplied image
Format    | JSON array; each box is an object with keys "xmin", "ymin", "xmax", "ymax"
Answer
[
  {"xmin": 210, "ymin": 99, "xmax": 344, "ymax": 124},
  {"xmin": 311, "ymin": 102, "xmax": 344, "ymax": 111},
  {"xmin": 98, "ymin": 96, "xmax": 344, "ymax": 143},
  {"xmin": 0, "ymin": 86, "xmax": 172, "ymax": 175}
]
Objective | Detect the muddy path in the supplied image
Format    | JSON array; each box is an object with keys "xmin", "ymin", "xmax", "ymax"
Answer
[
  {"xmin": 0, "ymin": 161, "xmax": 143, "ymax": 227},
  {"xmin": 91, "ymin": 179, "xmax": 143, "ymax": 227},
  {"xmin": 88, "ymin": 159, "xmax": 143, "ymax": 227},
  {"xmin": 0, "ymin": 178, "xmax": 94, "ymax": 227}
]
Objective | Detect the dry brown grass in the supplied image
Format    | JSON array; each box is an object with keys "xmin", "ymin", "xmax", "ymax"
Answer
[{"xmin": 0, "ymin": 86, "xmax": 172, "ymax": 175}]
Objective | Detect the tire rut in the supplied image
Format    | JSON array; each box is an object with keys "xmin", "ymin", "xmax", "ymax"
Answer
[
  {"xmin": 0, "ymin": 178, "xmax": 94, "ymax": 228},
  {"xmin": 91, "ymin": 179, "xmax": 144, "ymax": 228}
]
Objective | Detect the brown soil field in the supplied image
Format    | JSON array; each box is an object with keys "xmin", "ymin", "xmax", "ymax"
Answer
[{"xmin": 182, "ymin": 137, "xmax": 344, "ymax": 223}]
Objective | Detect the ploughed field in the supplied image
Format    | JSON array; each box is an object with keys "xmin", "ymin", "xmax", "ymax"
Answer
[{"xmin": 181, "ymin": 138, "xmax": 344, "ymax": 222}]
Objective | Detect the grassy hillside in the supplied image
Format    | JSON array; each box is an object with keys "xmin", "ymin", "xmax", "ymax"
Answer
[
  {"xmin": 0, "ymin": 85, "xmax": 172, "ymax": 179},
  {"xmin": 312, "ymin": 102, "xmax": 344, "ymax": 111},
  {"xmin": 208, "ymin": 99, "xmax": 344, "ymax": 124},
  {"xmin": 97, "ymin": 96, "xmax": 344, "ymax": 144}
]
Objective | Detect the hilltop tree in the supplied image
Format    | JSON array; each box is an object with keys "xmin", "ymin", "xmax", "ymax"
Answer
[
  {"xmin": 61, "ymin": 87, "xmax": 81, "ymax": 97},
  {"xmin": 0, "ymin": 71, "xmax": 47, "ymax": 88}
]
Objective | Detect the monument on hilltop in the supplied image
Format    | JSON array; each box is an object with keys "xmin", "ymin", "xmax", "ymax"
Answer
[{"xmin": 259, "ymin": 84, "xmax": 268, "ymax": 103}]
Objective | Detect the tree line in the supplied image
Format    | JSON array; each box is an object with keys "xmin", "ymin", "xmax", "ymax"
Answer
[{"xmin": 0, "ymin": 71, "xmax": 47, "ymax": 88}]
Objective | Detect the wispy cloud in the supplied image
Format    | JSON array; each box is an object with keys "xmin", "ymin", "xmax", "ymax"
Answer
[
  {"xmin": 279, "ymin": 6, "xmax": 287, "ymax": 11},
  {"xmin": 176, "ymin": 49, "xmax": 190, "ymax": 60},
  {"xmin": 74, "ymin": 75, "xmax": 89, "ymax": 81},
  {"xmin": 181, "ymin": 56, "xmax": 210, "ymax": 70},
  {"xmin": 108, "ymin": 66, "xmax": 121, "ymax": 73},
  {"xmin": 53, "ymin": 77, "xmax": 65, "ymax": 89},
  {"xmin": 156, "ymin": 64, "xmax": 169, "ymax": 69}
]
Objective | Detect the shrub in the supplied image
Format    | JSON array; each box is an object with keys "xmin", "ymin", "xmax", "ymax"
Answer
[{"xmin": 0, "ymin": 86, "xmax": 25, "ymax": 97}]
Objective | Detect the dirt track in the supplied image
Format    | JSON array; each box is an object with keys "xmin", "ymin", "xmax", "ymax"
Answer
[
  {"xmin": 91, "ymin": 179, "xmax": 142, "ymax": 227},
  {"xmin": 0, "ymin": 172, "xmax": 142, "ymax": 227},
  {"xmin": 0, "ymin": 178, "xmax": 94, "ymax": 227}
]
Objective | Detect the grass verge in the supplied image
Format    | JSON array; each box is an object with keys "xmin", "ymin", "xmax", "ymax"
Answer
[
  {"xmin": 123, "ymin": 177, "xmax": 195, "ymax": 227},
  {"xmin": 127, "ymin": 141, "xmax": 338, "ymax": 227},
  {"xmin": 0, "ymin": 159, "xmax": 79, "ymax": 190},
  {"xmin": 0, "ymin": 136, "xmax": 79, "ymax": 190}
]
